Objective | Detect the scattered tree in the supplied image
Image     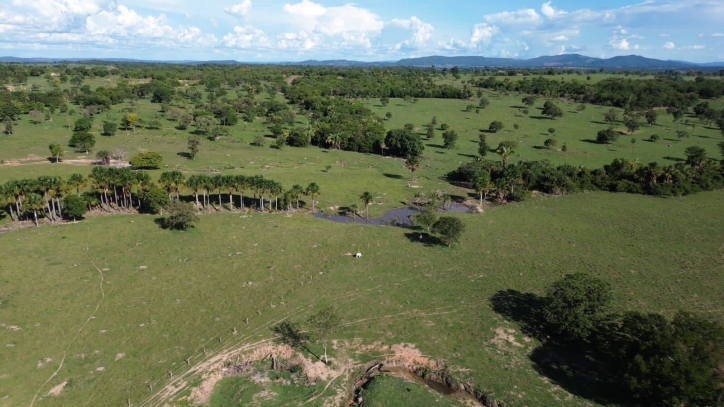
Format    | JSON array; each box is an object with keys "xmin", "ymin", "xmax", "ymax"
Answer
[
  {"xmin": 542, "ymin": 272, "xmax": 612, "ymax": 342},
  {"xmin": 68, "ymin": 132, "xmax": 96, "ymax": 153},
  {"xmin": 431, "ymin": 216, "xmax": 465, "ymax": 247},
  {"xmin": 412, "ymin": 210, "xmax": 437, "ymax": 233},
  {"xmin": 604, "ymin": 109, "xmax": 618, "ymax": 124},
  {"xmin": 442, "ymin": 130, "xmax": 458, "ymax": 149},
  {"xmin": 488, "ymin": 121, "xmax": 504, "ymax": 133},
  {"xmin": 73, "ymin": 117, "xmax": 92, "ymax": 132},
  {"xmin": 544, "ymin": 138, "xmax": 558, "ymax": 149},
  {"xmin": 164, "ymin": 200, "xmax": 199, "ymax": 230},
  {"xmin": 542, "ymin": 101, "xmax": 563, "ymax": 119},
  {"xmin": 478, "ymin": 134, "xmax": 489, "ymax": 157},
  {"xmin": 187, "ymin": 135, "xmax": 201, "ymax": 160},
  {"xmin": 307, "ymin": 307, "xmax": 341, "ymax": 365},
  {"xmin": 48, "ymin": 143, "xmax": 63, "ymax": 163},
  {"xmin": 624, "ymin": 116, "xmax": 640, "ymax": 134},
  {"xmin": 685, "ymin": 146, "xmax": 707, "ymax": 169},
  {"xmin": 645, "ymin": 109, "xmax": 658, "ymax": 126},
  {"xmin": 96, "ymin": 150, "xmax": 112, "ymax": 166},
  {"xmin": 597, "ymin": 127, "xmax": 618, "ymax": 144}
]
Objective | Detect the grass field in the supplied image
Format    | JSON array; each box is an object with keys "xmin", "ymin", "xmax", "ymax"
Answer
[
  {"xmin": 1, "ymin": 190, "xmax": 723, "ymax": 406},
  {"xmin": 1, "ymin": 72, "xmax": 724, "ymax": 406}
]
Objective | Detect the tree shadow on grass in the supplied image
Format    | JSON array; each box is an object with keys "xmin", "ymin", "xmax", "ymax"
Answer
[
  {"xmin": 177, "ymin": 152, "xmax": 193, "ymax": 159},
  {"xmin": 383, "ymin": 173, "xmax": 404, "ymax": 180},
  {"xmin": 530, "ymin": 116, "xmax": 553, "ymax": 120},
  {"xmin": 663, "ymin": 156, "xmax": 685, "ymax": 162},
  {"xmin": 490, "ymin": 289, "xmax": 622, "ymax": 406},
  {"xmin": 530, "ymin": 343, "xmax": 621, "ymax": 406},
  {"xmin": 489, "ymin": 289, "xmax": 546, "ymax": 339},
  {"xmin": 427, "ymin": 143, "xmax": 447, "ymax": 149},
  {"xmin": 403, "ymin": 232, "xmax": 442, "ymax": 247},
  {"xmin": 458, "ymin": 153, "xmax": 478, "ymax": 159},
  {"xmin": 580, "ymin": 139, "xmax": 602, "ymax": 144}
]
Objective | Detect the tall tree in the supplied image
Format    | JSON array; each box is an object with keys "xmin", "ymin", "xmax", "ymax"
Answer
[
  {"xmin": 306, "ymin": 183, "xmax": 320, "ymax": 212},
  {"xmin": 405, "ymin": 155, "xmax": 421, "ymax": 183},
  {"xmin": 360, "ymin": 191, "xmax": 374, "ymax": 222},
  {"xmin": 187, "ymin": 135, "xmax": 201, "ymax": 160},
  {"xmin": 48, "ymin": 143, "xmax": 63, "ymax": 163},
  {"xmin": 472, "ymin": 172, "xmax": 492, "ymax": 205},
  {"xmin": 307, "ymin": 307, "xmax": 341, "ymax": 365}
]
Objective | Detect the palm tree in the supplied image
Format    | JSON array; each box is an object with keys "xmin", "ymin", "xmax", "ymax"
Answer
[
  {"xmin": 211, "ymin": 175, "xmax": 225, "ymax": 211},
  {"xmin": 185, "ymin": 175, "xmax": 205, "ymax": 208},
  {"xmin": 325, "ymin": 133, "xmax": 341, "ymax": 150},
  {"xmin": 472, "ymin": 172, "xmax": 492, "ymax": 206},
  {"xmin": 67, "ymin": 173, "xmax": 86, "ymax": 196},
  {"xmin": 360, "ymin": 191, "xmax": 374, "ymax": 222},
  {"xmin": 306, "ymin": 183, "xmax": 320, "ymax": 212},
  {"xmin": 159, "ymin": 171, "xmax": 185, "ymax": 200},
  {"xmin": 497, "ymin": 146, "xmax": 513, "ymax": 167},
  {"xmin": 290, "ymin": 184, "xmax": 304, "ymax": 210},
  {"xmin": 234, "ymin": 175, "xmax": 248, "ymax": 210},
  {"xmin": 0, "ymin": 183, "xmax": 18, "ymax": 221},
  {"xmin": 223, "ymin": 175, "xmax": 236, "ymax": 210},
  {"xmin": 405, "ymin": 155, "xmax": 421, "ymax": 183},
  {"xmin": 24, "ymin": 193, "xmax": 45, "ymax": 227}
]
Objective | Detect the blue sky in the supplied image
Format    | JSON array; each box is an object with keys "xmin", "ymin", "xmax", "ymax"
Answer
[{"xmin": 0, "ymin": 0, "xmax": 722, "ymax": 62}]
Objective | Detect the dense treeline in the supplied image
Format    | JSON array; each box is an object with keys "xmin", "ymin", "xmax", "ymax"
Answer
[
  {"xmin": 0, "ymin": 168, "xmax": 321, "ymax": 227},
  {"xmin": 472, "ymin": 74, "xmax": 724, "ymax": 109},
  {"xmin": 495, "ymin": 273, "xmax": 724, "ymax": 406},
  {"xmin": 449, "ymin": 146, "xmax": 724, "ymax": 201}
]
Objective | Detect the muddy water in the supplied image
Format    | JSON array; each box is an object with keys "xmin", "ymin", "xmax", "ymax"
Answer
[
  {"xmin": 313, "ymin": 204, "xmax": 472, "ymax": 226},
  {"xmin": 374, "ymin": 366, "xmax": 481, "ymax": 404}
]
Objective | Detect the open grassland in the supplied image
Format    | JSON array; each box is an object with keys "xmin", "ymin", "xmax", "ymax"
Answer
[{"xmin": 1, "ymin": 190, "xmax": 723, "ymax": 406}]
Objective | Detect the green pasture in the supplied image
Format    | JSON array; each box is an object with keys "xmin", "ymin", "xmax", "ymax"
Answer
[{"xmin": 1, "ymin": 190, "xmax": 723, "ymax": 406}]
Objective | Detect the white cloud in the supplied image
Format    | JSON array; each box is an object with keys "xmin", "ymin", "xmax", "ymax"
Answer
[
  {"xmin": 471, "ymin": 23, "xmax": 499, "ymax": 46},
  {"xmin": 682, "ymin": 45, "xmax": 705, "ymax": 50},
  {"xmin": 549, "ymin": 35, "xmax": 568, "ymax": 42},
  {"xmin": 222, "ymin": 25, "xmax": 268, "ymax": 49},
  {"xmin": 712, "ymin": 33, "xmax": 724, "ymax": 37},
  {"xmin": 484, "ymin": 9, "xmax": 541, "ymax": 25},
  {"xmin": 659, "ymin": 33, "xmax": 669, "ymax": 37},
  {"xmin": 610, "ymin": 38, "xmax": 637, "ymax": 50},
  {"xmin": 225, "ymin": 0, "xmax": 252, "ymax": 19},
  {"xmin": 392, "ymin": 16, "xmax": 434, "ymax": 50},
  {"xmin": 663, "ymin": 41, "xmax": 675, "ymax": 49},
  {"xmin": 282, "ymin": 0, "xmax": 384, "ymax": 49}
]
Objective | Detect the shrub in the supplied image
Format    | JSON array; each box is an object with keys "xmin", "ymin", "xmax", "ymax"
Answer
[{"xmin": 130, "ymin": 152, "xmax": 163, "ymax": 169}]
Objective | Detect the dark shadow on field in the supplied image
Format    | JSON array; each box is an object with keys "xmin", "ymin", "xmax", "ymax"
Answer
[
  {"xmin": 697, "ymin": 135, "xmax": 714, "ymax": 139},
  {"xmin": 663, "ymin": 156, "xmax": 685, "ymax": 162},
  {"xmin": 530, "ymin": 116, "xmax": 554, "ymax": 120},
  {"xmin": 383, "ymin": 173, "xmax": 404, "ymax": 180},
  {"xmin": 403, "ymin": 231, "xmax": 442, "ymax": 247},
  {"xmin": 458, "ymin": 153, "xmax": 478, "ymax": 159},
  {"xmin": 427, "ymin": 144, "xmax": 447, "ymax": 149},
  {"xmin": 510, "ymin": 105, "xmax": 526, "ymax": 109},
  {"xmin": 530, "ymin": 343, "xmax": 620, "ymax": 406},
  {"xmin": 532, "ymin": 146, "xmax": 548, "ymax": 150},
  {"xmin": 580, "ymin": 139, "xmax": 601, "ymax": 144},
  {"xmin": 177, "ymin": 152, "xmax": 193, "ymax": 159},
  {"xmin": 489, "ymin": 289, "xmax": 546, "ymax": 339},
  {"xmin": 590, "ymin": 120, "xmax": 610, "ymax": 125}
]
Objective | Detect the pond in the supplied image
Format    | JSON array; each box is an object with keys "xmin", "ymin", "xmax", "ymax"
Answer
[{"xmin": 312, "ymin": 204, "xmax": 472, "ymax": 226}]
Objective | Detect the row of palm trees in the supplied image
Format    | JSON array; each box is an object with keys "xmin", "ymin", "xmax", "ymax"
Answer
[
  {"xmin": 163, "ymin": 171, "xmax": 320, "ymax": 213},
  {"xmin": 0, "ymin": 169, "xmax": 323, "ymax": 227}
]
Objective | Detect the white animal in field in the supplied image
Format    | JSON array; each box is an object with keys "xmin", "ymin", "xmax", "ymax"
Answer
[{"xmin": 355, "ymin": 252, "xmax": 362, "ymax": 258}]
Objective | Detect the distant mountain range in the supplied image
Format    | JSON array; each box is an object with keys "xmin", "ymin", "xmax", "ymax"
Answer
[{"xmin": 1, "ymin": 54, "xmax": 723, "ymax": 69}]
